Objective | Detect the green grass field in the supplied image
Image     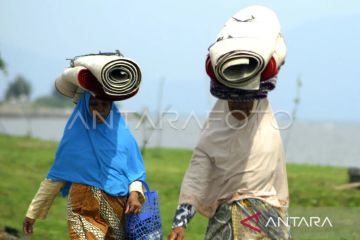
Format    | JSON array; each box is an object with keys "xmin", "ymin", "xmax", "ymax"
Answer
[{"xmin": 0, "ymin": 134, "xmax": 359, "ymax": 239}]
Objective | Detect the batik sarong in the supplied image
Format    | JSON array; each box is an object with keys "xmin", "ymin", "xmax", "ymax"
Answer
[
  {"xmin": 67, "ymin": 183, "xmax": 127, "ymax": 240},
  {"xmin": 205, "ymin": 198, "xmax": 291, "ymax": 240}
]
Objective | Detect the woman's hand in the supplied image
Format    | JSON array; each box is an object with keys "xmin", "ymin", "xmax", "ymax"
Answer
[
  {"xmin": 23, "ymin": 217, "xmax": 35, "ymax": 235},
  {"xmin": 167, "ymin": 227, "xmax": 185, "ymax": 240},
  {"xmin": 125, "ymin": 191, "xmax": 143, "ymax": 214}
]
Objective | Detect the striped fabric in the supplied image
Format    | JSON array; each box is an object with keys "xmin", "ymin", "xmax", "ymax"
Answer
[{"xmin": 210, "ymin": 76, "xmax": 277, "ymax": 102}]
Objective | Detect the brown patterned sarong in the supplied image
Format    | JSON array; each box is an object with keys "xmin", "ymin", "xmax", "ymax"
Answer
[{"xmin": 67, "ymin": 183, "xmax": 127, "ymax": 240}]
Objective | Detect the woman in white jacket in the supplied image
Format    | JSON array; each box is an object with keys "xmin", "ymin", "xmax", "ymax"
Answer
[{"xmin": 168, "ymin": 5, "xmax": 291, "ymax": 240}]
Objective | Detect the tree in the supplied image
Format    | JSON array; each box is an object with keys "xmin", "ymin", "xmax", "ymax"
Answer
[
  {"xmin": 0, "ymin": 58, "xmax": 5, "ymax": 72},
  {"xmin": 5, "ymin": 75, "xmax": 32, "ymax": 101},
  {"xmin": 0, "ymin": 52, "xmax": 7, "ymax": 74},
  {"xmin": 33, "ymin": 86, "xmax": 73, "ymax": 108}
]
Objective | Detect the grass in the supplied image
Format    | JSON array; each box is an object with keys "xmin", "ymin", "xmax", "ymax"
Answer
[{"xmin": 0, "ymin": 134, "xmax": 359, "ymax": 239}]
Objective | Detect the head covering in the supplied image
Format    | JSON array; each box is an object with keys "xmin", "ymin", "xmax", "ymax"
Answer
[
  {"xmin": 179, "ymin": 99, "xmax": 289, "ymax": 217},
  {"xmin": 47, "ymin": 92, "xmax": 146, "ymax": 196},
  {"xmin": 209, "ymin": 77, "xmax": 276, "ymax": 101}
]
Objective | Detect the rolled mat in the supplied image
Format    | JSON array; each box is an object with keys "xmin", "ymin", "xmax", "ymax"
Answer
[
  {"xmin": 73, "ymin": 55, "xmax": 141, "ymax": 96},
  {"xmin": 208, "ymin": 5, "xmax": 286, "ymax": 90},
  {"xmin": 75, "ymin": 67, "xmax": 139, "ymax": 101},
  {"xmin": 55, "ymin": 67, "xmax": 86, "ymax": 97},
  {"xmin": 55, "ymin": 52, "xmax": 141, "ymax": 102}
]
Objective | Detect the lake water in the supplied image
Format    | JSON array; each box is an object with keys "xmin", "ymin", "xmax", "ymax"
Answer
[{"xmin": 0, "ymin": 115, "xmax": 359, "ymax": 167}]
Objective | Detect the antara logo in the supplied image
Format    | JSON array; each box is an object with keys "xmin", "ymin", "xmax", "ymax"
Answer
[
  {"xmin": 265, "ymin": 216, "xmax": 333, "ymax": 228},
  {"xmin": 239, "ymin": 211, "xmax": 262, "ymax": 232},
  {"xmin": 240, "ymin": 212, "xmax": 333, "ymax": 232}
]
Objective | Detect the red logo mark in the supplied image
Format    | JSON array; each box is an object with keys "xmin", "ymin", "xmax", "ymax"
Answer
[{"xmin": 239, "ymin": 211, "xmax": 262, "ymax": 233}]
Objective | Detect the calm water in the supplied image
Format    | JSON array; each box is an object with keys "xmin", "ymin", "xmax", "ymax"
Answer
[{"xmin": 0, "ymin": 116, "xmax": 359, "ymax": 167}]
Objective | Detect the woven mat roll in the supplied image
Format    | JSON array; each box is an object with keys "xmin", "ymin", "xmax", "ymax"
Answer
[
  {"xmin": 208, "ymin": 5, "xmax": 285, "ymax": 90},
  {"xmin": 55, "ymin": 67, "xmax": 86, "ymax": 99},
  {"xmin": 55, "ymin": 53, "xmax": 141, "ymax": 102},
  {"xmin": 73, "ymin": 55, "xmax": 141, "ymax": 96}
]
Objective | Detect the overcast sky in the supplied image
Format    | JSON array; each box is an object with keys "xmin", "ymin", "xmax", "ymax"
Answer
[{"xmin": 1, "ymin": 0, "xmax": 360, "ymax": 121}]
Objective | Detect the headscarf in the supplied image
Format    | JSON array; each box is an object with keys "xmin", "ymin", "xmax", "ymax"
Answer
[
  {"xmin": 209, "ymin": 76, "xmax": 277, "ymax": 102},
  {"xmin": 47, "ymin": 92, "xmax": 146, "ymax": 196},
  {"xmin": 179, "ymin": 99, "xmax": 289, "ymax": 217}
]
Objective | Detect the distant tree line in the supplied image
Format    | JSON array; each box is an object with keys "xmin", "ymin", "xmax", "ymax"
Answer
[
  {"xmin": 34, "ymin": 88, "xmax": 73, "ymax": 108},
  {"xmin": 0, "ymin": 52, "xmax": 71, "ymax": 107},
  {"xmin": 3, "ymin": 75, "xmax": 71, "ymax": 107}
]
